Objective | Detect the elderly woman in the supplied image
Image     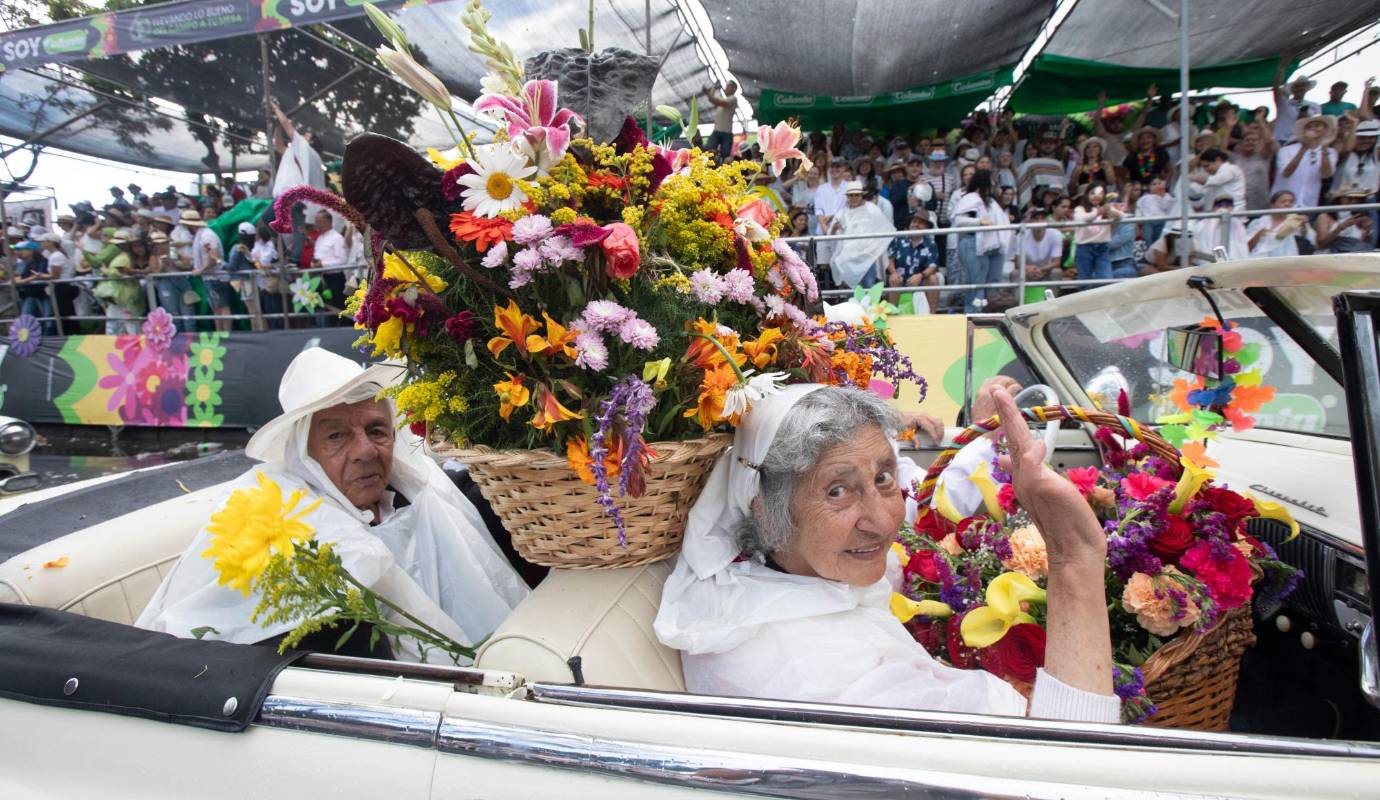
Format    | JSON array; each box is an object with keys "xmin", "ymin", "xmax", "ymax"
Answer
[{"xmin": 655, "ymin": 384, "xmax": 1119, "ymax": 722}]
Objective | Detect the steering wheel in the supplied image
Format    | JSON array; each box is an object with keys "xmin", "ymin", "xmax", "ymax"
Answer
[{"xmin": 1013, "ymin": 383, "xmax": 1061, "ymax": 463}]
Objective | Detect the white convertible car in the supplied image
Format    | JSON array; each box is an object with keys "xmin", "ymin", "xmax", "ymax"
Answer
[{"xmin": 2, "ymin": 257, "xmax": 1379, "ymax": 798}]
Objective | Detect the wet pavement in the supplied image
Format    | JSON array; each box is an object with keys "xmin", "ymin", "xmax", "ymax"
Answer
[{"xmin": 12, "ymin": 425, "xmax": 252, "ymax": 494}]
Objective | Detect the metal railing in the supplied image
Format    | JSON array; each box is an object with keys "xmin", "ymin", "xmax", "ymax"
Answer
[
  {"xmin": 781, "ymin": 201, "xmax": 1380, "ymax": 301},
  {"xmin": 3, "ymin": 201, "xmax": 1378, "ymax": 332},
  {"xmin": 4, "ymin": 260, "xmax": 366, "ymax": 335}
]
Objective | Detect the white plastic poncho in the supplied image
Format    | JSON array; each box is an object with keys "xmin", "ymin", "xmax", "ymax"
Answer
[
  {"xmin": 137, "ymin": 387, "xmax": 529, "ymax": 662},
  {"xmin": 653, "ymin": 385, "xmax": 1121, "ymax": 722},
  {"xmin": 829, "ymin": 201, "xmax": 895, "ymax": 289}
]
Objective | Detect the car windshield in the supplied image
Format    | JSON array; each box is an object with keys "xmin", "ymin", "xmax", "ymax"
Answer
[{"xmin": 1045, "ymin": 288, "xmax": 1350, "ymax": 439}]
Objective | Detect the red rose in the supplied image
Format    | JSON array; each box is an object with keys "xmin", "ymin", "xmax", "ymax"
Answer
[
  {"xmin": 914, "ymin": 507, "xmax": 952, "ymax": 540},
  {"xmin": 906, "ymin": 550, "xmax": 941, "ymax": 584},
  {"xmin": 408, "ymin": 420, "xmax": 428, "ymax": 437},
  {"xmin": 600, "ymin": 222, "xmax": 641, "ymax": 279},
  {"xmin": 946, "ymin": 613, "xmax": 978, "ymax": 669},
  {"xmin": 1149, "ymin": 513, "xmax": 1197, "ymax": 562},
  {"xmin": 1181, "ymin": 540, "xmax": 1254, "ymax": 610},
  {"xmin": 906, "ymin": 617, "xmax": 943, "ymax": 656},
  {"xmin": 980, "ymin": 623, "xmax": 1047, "ymax": 683},
  {"xmin": 997, "ymin": 483, "xmax": 1018, "ymax": 515},
  {"xmin": 1200, "ymin": 486, "xmax": 1257, "ymax": 532}
]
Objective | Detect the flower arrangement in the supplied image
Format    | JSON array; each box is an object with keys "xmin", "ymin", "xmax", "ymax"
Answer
[
  {"xmin": 202, "ymin": 471, "xmax": 475, "ymax": 662},
  {"xmin": 1157, "ymin": 317, "xmax": 1277, "ymax": 446},
  {"xmin": 893, "ymin": 411, "xmax": 1301, "ymax": 723},
  {"xmin": 284, "ymin": 1, "xmax": 925, "ymax": 544}
]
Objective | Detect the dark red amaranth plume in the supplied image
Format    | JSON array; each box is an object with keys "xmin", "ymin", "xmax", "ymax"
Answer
[{"xmin": 269, "ymin": 186, "xmax": 369, "ymax": 235}]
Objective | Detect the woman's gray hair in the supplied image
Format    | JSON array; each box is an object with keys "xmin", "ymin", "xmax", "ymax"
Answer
[{"xmin": 737, "ymin": 386, "xmax": 898, "ymax": 556}]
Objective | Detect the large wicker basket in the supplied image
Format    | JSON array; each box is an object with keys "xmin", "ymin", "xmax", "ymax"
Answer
[
  {"xmin": 434, "ymin": 435, "xmax": 731, "ymax": 569},
  {"xmin": 912, "ymin": 404, "xmax": 1255, "ymax": 731}
]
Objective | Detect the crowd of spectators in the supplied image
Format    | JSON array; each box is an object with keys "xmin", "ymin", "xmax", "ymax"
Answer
[
  {"xmin": 711, "ymin": 59, "xmax": 1379, "ymax": 312},
  {"xmin": 3, "ymin": 101, "xmax": 367, "ymax": 335}
]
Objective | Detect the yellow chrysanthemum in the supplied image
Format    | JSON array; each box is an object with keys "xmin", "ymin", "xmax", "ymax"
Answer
[{"xmin": 201, "ymin": 471, "xmax": 322, "ymax": 596}]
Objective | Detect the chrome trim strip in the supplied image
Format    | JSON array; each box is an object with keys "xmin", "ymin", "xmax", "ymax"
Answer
[
  {"xmin": 257, "ymin": 695, "xmax": 440, "ymax": 749},
  {"xmin": 436, "ymin": 717, "xmax": 1210, "ymax": 799},
  {"xmin": 527, "ymin": 683, "xmax": 1380, "ymax": 760}
]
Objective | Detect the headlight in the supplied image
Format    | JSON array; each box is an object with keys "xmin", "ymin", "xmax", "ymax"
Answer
[{"xmin": 0, "ymin": 418, "xmax": 35, "ymax": 456}]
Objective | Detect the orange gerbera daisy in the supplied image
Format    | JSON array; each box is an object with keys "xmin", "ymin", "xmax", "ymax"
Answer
[
  {"xmin": 684, "ymin": 364, "xmax": 738, "ymax": 430},
  {"xmin": 449, "ymin": 211, "xmax": 513, "ymax": 252},
  {"xmin": 566, "ymin": 435, "xmax": 622, "ymax": 485}
]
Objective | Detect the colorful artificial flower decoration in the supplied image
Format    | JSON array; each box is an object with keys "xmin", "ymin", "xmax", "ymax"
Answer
[
  {"xmin": 6, "ymin": 314, "xmax": 42, "ymax": 358},
  {"xmin": 1157, "ymin": 317, "xmax": 1278, "ymax": 446}
]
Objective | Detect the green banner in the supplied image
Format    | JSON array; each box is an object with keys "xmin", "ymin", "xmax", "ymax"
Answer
[
  {"xmin": 758, "ymin": 67, "xmax": 1014, "ymax": 132},
  {"xmin": 1010, "ymin": 54, "xmax": 1294, "ymax": 116}
]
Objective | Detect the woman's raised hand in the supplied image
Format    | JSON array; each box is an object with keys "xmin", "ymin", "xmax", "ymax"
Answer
[{"xmin": 992, "ymin": 388, "xmax": 1105, "ymax": 568}]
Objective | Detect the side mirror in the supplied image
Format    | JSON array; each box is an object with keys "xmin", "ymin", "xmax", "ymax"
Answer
[{"xmin": 1163, "ymin": 324, "xmax": 1225, "ymax": 380}]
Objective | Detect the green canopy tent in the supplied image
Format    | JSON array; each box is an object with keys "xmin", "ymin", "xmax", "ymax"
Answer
[
  {"xmin": 1009, "ymin": 54, "xmax": 1296, "ymax": 116},
  {"xmin": 757, "ymin": 68, "xmax": 1014, "ymax": 133}
]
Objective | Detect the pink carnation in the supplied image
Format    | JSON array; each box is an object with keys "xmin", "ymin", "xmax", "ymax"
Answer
[
  {"xmin": 721, "ymin": 269, "xmax": 756, "ymax": 304},
  {"xmin": 1180, "ymin": 541, "xmax": 1253, "ymax": 610},
  {"xmin": 580, "ymin": 300, "xmax": 632, "ymax": 333},
  {"xmin": 539, "ymin": 234, "xmax": 583, "ymax": 264},
  {"xmin": 481, "ymin": 240, "xmax": 509, "ymax": 269}
]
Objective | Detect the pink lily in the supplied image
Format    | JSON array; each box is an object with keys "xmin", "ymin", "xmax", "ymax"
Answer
[
  {"xmin": 757, "ymin": 121, "xmax": 809, "ymax": 176},
  {"xmin": 474, "ymin": 79, "xmax": 582, "ymax": 172}
]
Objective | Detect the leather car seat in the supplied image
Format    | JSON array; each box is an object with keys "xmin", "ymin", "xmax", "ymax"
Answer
[
  {"xmin": 475, "ymin": 560, "xmax": 685, "ymax": 692},
  {"xmin": 0, "ymin": 489, "xmax": 218, "ymax": 624}
]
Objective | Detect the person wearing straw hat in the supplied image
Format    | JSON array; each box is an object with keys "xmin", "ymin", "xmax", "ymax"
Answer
[
  {"xmin": 1067, "ymin": 136, "xmax": 1114, "ymax": 192},
  {"xmin": 1272, "ymin": 115, "xmax": 1337, "ymax": 208},
  {"xmin": 1315, "ymin": 184, "xmax": 1375, "ymax": 253},
  {"xmin": 654, "ymin": 383, "xmax": 1120, "ymax": 722},
  {"xmin": 827, "ymin": 181, "xmax": 895, "ymax": 290},
  {"xmin": 91, "ymin": 228, "xmax": 146, "ymax": 335},
  {"xmin": 182, "ymin": 208, "xmax": 234, "ymax": 332},
  {"xmin": 137, "ymin": 348, "xmax": 529, "ymax": 660},
  {"xmin": 1336, "ymin": 118, "xmax": 1379, "ymax": 199},
  {"xmin": 1271, "ymin": 54, "xmax": 1317, "ymax": 144},
  {"xmin": 1122, "ymin": 126, "xmax": 1171, "ymax": 185}
]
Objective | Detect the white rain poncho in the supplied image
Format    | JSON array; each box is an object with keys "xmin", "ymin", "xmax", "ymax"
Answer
[
  {"xmin": 653, "ymin": 385, "xmax": 1121, "ymax": 722},
  {"xmin": 137, "ymin": 361, "xmax": 529, "ymax": 662},
  {"xmin": 828, "ymin": 200, "xmax": 895, "ymax": 289}
]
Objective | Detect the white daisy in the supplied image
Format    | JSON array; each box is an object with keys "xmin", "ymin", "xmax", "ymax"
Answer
[{"xmin": 456, "ymin": 146, "xmax": 536, "ymax": 218}]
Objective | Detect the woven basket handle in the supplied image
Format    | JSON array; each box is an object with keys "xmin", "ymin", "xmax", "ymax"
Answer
[{"xmin": 910, "ymin": 404, "xmax": 1182, "ymax": 507}]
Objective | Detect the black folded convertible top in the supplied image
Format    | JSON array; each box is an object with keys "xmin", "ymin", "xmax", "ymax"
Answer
[{"xmin": 0, "ymin": 603, "xmax": 300, "ymax": 732}]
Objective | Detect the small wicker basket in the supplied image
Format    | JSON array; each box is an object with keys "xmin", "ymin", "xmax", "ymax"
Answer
[
  {"xmin": 912, "ymin": 404, "xmax": 1254, "ymax": 731},
  {"xmin": 434, "ymin": 435, "xmax": 731, "ymax": 569}
]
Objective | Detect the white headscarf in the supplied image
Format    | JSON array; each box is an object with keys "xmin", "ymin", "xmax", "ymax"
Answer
[
  {"xmin": 137, "ymin": 384, "xmax": 529, "ymax": 661},
  {"xmin": 654, "ymin": 385, "xmax": 1120, "ymax": 722}
]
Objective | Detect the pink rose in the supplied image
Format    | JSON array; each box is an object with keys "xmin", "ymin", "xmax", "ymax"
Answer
[
  {"xmin": 600, "ymin": 222, "xmax": 641, "ymax": 280},
  {"xmin": 736, "ymin": 198, "xmax": 776, "ymax": 229}
]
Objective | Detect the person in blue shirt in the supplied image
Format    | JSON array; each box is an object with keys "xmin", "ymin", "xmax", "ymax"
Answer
[{"xmin": 886, "ymin": 213, "xmax": 942, "ymax": 312}]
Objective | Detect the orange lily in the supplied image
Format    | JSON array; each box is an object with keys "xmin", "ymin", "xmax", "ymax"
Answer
[
  {"xmin": 684, "ymin": 319, "xmax": 745, "ymax": 370},
  {"xmin": 493, "ymin": 373, "xmax": 531, "ymax": 421},
  {"xmin": 684, "ymin": 364, "xmax": 738, "ymax": 430},
  {"xmin": 742, "ymin": 327, "xmax": 783, "ymax": 369},
  {"xmin": 488, "ymin": 300, "xmax": 541, "ymax": 359},
  {"xmin": 526, "ymin": 312, "xmax": 579, "ymax": 360},
  {"xmin": 531, "ymin": 385, "xmax": 584, "ymax": 433}
]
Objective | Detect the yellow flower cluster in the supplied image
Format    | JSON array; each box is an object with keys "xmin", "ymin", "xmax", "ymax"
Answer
[
  {"xmin": 620, "ymin": 205, "xmax": 645, "ymax": 228},
  {"xmin": 390, "ymin": 370, "xmax": 465, "ymax": 423},
  {"xmin": 654, "ymin": 271, "xmax": 692, "ymax": 294},
  {"xmin": 550, "ymin": 206, "xmax": 578, "ymax": 225}
]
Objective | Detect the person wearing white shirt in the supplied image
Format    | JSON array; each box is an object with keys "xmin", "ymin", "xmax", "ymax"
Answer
[
  {"xmin": 1135, "ymin": 177, "xmax": 1178, "ymax": 247},
  {"xmin": 1271, "ymin": 57, "xmax": 1316, "ymax": 144},
  {"xmin": 812, "ymin": 160, "xmax": 850, "ymax": 281},
  {"xmin": 187, "ymin": 212, "xmax": 233, "ymax": 332},
  {"xmin": 1247, "ymin": 190, "xmax": 1312, "ymax": 258},
  {"xmin": 310, "ymin": 211, "xmax": 349, "ymax": 325},
  {"xmin": 1336, "ymin": 119, "xmax": 1379, "ymax": 198},
  {"xmin": 1272, "ymin": 116, "xmax": 1337, "ymax": 208},
  {"xmin": 1189, "ymin": 149, "xmax": 1246, "ymax": 211},
  {"xmin": 950, "ymin": 170, "xmax": 1010, "ymax": 313}
]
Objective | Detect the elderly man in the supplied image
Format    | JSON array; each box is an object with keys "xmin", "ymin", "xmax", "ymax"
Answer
[{"xmin": 138, "ymin": 348, "xmax": 529, "ymax": 660}]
